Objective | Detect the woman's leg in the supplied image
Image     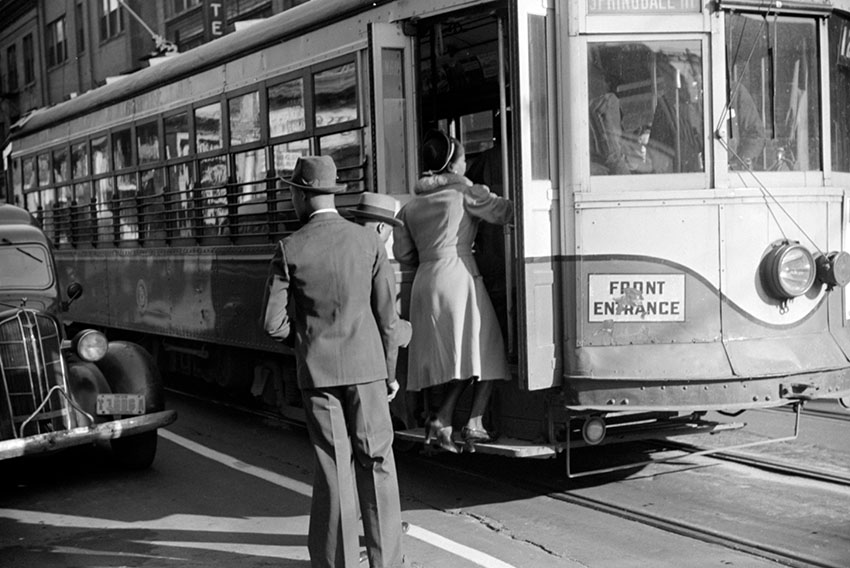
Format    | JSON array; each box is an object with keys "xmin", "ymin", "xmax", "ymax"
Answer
[
  {"xmin": 433, "ymin": 379, "xmax": 469, "ymax": 428},
  {"xmin": 425, "ymin": 379, "xmax": 469, "ymax": 453},
  {"xmin": 464, "ymin": 380, "xmax": 497, "ymax": 438}
]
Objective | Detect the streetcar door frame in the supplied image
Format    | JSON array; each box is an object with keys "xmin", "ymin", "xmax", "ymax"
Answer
[
  {"xmin": 509, "ymin": 0, "xmax": 562, "ymax": 390},
  {"xmin": 368, "ymin": 22, "xmax": 418, "ymax": 199}
]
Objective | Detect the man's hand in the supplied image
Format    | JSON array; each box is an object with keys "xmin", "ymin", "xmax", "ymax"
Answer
[{"xmin": 387, "ymin": 379, "xmax": 400, "ymax": 402}]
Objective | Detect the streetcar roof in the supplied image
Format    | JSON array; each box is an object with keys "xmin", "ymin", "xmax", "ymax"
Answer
[{"xmin": 10, "ymin": 0, "xmax": 390, "ymax": 139}]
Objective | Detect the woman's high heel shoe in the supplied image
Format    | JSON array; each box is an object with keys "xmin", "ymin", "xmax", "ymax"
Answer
[{"xmin": 425, "ymin": 417, "xmax": 460, "ymax": 454}]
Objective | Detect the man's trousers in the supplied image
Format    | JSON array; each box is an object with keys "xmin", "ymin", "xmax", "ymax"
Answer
[{"xmin": 303, "ymin": 380, "xmax": 404, "ymax": 568}]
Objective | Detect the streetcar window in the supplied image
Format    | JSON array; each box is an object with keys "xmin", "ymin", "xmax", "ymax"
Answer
[
  {"xmin": 137, "ymin": 121, "xmax": 160, "ymax": 164},
  {"xmin": 268, "ymin": 78, "xmax": 306, "ymax": 138},
  {"xmin": 197, "ymin": 155, "xmax": 227, "ymax": 237},
  {"xmin": 314, "ymin": 62, "xmax": 358, "ymax": 129},
  {"xmin": 195, "ymin": 102, "xmax": 222, "ymax": 153},
  {"xmin": 112, "ymin": 129, "xmax": 133, "ymax": 170},
  {"xmin": 167, "ymin": 162, "xmax": 193, "ymax": 237},
  {"xmin": 37, "ymin": 153, "xmax": 50, "ymax": 187},
  {"xmin": 52, "ymin": 148, "xmax": 69, "ymax": 183},
  {"xmin": 234, "ymin": 148, "xmax": 266, "ymax": 202},
  {"xmin": 72, "ymin": 181, "xmax": 94, "ymax": 244},
  {"xmin": 528, "ymin": 14, "xmax": 550, "ymax": 180},
  {"xmin": 726, "ymin": 13, "xmax": 820, "ymax": 172},
  {"xmin": 319, "ymin": 130, "xmax": 363, "ymax": 190},
  {"xmin": 74, "ymin": 182, "xmax": 91, "ymax": 204},
  {"xmin": 588, "ymin": 40, "xmax": 704, "ymax": 176},
  {"xmin": 23, "ymin": 157, "xmax": 35, "ymax": 190},
  {"xmin": 139, "ymin": 167, "xmax": 166, "ymax": 244},
  {"xmin": 229, "ymin": 91, "xmax": 261, "ymax": 146},
  {"xmin": 56, "ymin": 185, "xmax": 73, "ymax": 245},
  {"xmin": 115, "ymin": 173, "xmax": 138, "ymax": 241},
  {"xmin": 460, "ymin": 112, "xmax": 494, "ymax": 155},
  {"xmin": 381, "ymin": 48, "xmax": 408, "ymax": 195},
  {"xmin": 40, "ymin": 188, "xmax": 55, "ymax": 236},
  {"xmin": 91, "ymin": 135, "xmax": 109, "ymax": 174},
  {"xmin": 25, "ymin": 191, "xmax": 39, "ymax": 212},
  {"xmin": 234, "ymin": 148, "xmax": 268, "ymax": 236},
  {"xmin": 273, "ymin": 139, "xmax": 310, "ymax": 177},
  {"xmin": 94, "ymin": 178, "xmax": 113, "ymax": 243},
  {"xmin": 11, "ymin": 158, "xmax": 21, "ymax": 196},
  {"xmin": 72, "ymin": 141, "xmax": 88, "ymax": 178},
  {"xmin": 829, "ymin": 14, "xmax": 850, "ymax": 172},
  {"xmin": 165, "ymin": 112, "xmax": 190, "ymax": 159}
]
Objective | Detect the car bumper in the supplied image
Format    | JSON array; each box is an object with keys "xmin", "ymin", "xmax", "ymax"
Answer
[{"xmin": 0, "ymin": 409, "xmax": 178, "ymax": 460}]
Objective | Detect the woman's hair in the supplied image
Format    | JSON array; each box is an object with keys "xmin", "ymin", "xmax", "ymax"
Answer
[{"xmin": 422, "ymin": 130, "xmax": 464, "ymax": 174}]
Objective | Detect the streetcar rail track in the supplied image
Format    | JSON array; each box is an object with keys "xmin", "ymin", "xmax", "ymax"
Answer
[
  {"xmin": 169, "ymin": 387, "xmax": 849, "ymax": 568},
  {"xmin": 650, "ymin": 439, "xmax": 850, "ymax": 488},
  {"xmin": 415, "ymin": 454, "xmax": 847, "ymax": 568}
]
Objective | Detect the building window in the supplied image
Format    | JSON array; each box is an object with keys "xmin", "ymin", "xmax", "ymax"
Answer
[
  {"xmin": 6, "ymin": 45, "xmax": 18, "ymax": 92},
  {"xmin": 76, "ymin": 3, "xmax": 86, "ymax": 55},
  {"xmin": 99, "ymin": 0, "xmax": 124, "ymax": 41},
  {"xmin": 168, "ymin": 0, "xmax": 201, "ymax": 17},
  {"xmin": 23, "ymin": 34, "xmax": 35, "ymax": 83},
  {"xmin": 46, "ymin": 18, "xmax": 68, "ymax": 68}
]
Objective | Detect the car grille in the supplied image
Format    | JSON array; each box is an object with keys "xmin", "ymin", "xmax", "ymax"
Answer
[{"xmin": 0, "ymin": 309, "xmax": 69, "ymax": 441}]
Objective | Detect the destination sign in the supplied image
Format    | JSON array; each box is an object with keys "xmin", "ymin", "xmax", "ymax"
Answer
[
  {"xmin": 588, "ymin": 0, "xmax": 701, "ymax": 15},
  {"xmin": 589, "ymin": 274, "xmax": 685, "ymax": 322}
]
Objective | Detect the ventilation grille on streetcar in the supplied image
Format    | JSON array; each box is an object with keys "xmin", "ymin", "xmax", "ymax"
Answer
[{"xmin": 0, "ymin": 310, "xmax": 69, "ymax": 441}]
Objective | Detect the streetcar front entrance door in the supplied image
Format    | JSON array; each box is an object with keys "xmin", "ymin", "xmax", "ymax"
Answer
[{"xmin": 413, "ymin": 1, "xmax": 560, "ymax": 391}]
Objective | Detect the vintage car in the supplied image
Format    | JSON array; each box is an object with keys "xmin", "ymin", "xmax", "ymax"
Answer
[{"xmin": 0, "ymin": 203, "xmax": 176, "ymax": 469}]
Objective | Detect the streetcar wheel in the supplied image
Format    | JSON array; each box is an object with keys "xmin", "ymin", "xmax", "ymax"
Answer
[{"xmin": 111, "ymin": 431, "xmax": 158, "ymax": 470}]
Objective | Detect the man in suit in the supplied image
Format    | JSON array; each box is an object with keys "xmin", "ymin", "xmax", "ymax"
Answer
[
  {"xmin": 346, "ymin": 192, "xmax": 412, "ymax": 349},
  {"xmin": 263, "ymin": 156, "xmax": 405, "ymax": 568}
]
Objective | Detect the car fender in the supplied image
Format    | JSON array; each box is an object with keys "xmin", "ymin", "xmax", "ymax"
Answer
[
  {"xmin": 94, "ymin": 341, "xmax": 165, "ymax": 413},
  {"xmin": 66, "ymin": 359, "xmax": 111, "ymax": 426}
]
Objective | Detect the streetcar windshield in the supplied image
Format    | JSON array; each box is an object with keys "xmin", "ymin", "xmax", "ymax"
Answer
[
  {"xmin": 726, "ymin": 13, "xmax": 820, "ymax": 172},
  {"xmin": 588, "ymin": 40, "xmax": 704, "ymax": 176}
]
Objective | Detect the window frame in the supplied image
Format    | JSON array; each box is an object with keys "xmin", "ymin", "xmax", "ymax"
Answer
[
  {"xmin": 6, "ymin": 44, "xmax": 18, "ymax": 93},
  {"xmin": 22, "ymin": 33, "xmax": 35, "ymax": 84},
  {"xmin": 584, "ymin": 33, "xmax": 712, "ymax": 193},
  {"xmin": 714, "ymin": 8, "xmax": 826, "ymax": 189},
  {"xmin": 99, "ymin": 0, "xmax": 125, "ymax": 43},
  {"xmin": 46, "ymin": 16, "xmax": 68, "ymax": 69}
]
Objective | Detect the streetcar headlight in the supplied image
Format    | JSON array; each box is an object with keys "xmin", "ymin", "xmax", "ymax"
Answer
[
  {"xmin": 760, "ymin": 241, "xmax": 816, "ymax": 300},
  {"xmin": 72, "ymin": 330, "xmax": 108, "ymax": 362},
  {"xmin": 816, "ymin": 251, "xmax": 850, "ymax": 288},
  {"xmin": 582, "ymin": 416, "xmax": 606, "ymax": 446}
]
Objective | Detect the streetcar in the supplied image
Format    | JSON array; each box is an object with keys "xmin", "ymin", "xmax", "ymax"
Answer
[{"xmin": 5, "ymin": 0, "xmax": 850, "ymax": 476}]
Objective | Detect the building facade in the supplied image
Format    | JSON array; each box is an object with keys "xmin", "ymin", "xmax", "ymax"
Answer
[{"xmin": 0, "ymin": 0, "xmax": 307, "ymax": 200}]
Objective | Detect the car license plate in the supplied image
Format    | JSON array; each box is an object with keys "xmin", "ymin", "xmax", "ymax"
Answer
[{"xmin": 96, "ymin": 394, "xmax": 145, "ymax": 415}]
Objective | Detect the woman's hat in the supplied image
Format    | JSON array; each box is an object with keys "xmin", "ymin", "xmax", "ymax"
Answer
[
  {"xmin": 281, "ymin": 155, "xmax": 346, "ymax": 193},
  {"xmin": 422, "ymin": 130, "xmax": 455, "ymax": 173},
  {"xmin": 348, "ymin": 193, "xmax": 404, "ymax": 227}
]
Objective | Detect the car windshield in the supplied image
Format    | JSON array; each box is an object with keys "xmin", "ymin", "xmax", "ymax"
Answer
[{"xmin": 0, "ymin": 243, "xmax": 52, "ymax": 289}]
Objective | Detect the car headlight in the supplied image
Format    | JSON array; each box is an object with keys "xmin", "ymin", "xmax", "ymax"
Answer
[
  {"xmin": 761, "ymin": 241, "xmax": 816, "ymax": 300},
  {"xmin": 72, "ymin": 330, "xmax": 108, "ymax": 362}
]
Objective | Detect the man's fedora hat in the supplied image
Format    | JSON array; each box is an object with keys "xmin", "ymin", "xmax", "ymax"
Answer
[
  {"xmin": 281, "ymin": 155, "xmax": 346, "ymax": 193},
  {"xmin": 348, "ymin": 192, "xmax": 403, "ymax": 227}
]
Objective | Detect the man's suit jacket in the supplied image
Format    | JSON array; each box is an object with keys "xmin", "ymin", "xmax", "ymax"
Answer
[{"xmin": 263, "ymin": 212, "xmax": 400, "ymax": 389}]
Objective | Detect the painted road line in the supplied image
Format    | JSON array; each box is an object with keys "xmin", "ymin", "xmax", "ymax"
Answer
[{"xmin": 160, "ymin": 429, "xmax": 519, "ymax": 568}]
